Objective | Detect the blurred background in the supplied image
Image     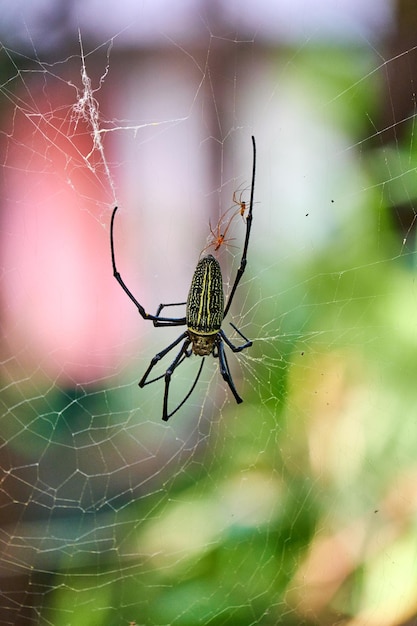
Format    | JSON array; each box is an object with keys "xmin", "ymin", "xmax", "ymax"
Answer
[{"xmin": 2, "ymin": 0, "xmax": 417, "ymax": 624}]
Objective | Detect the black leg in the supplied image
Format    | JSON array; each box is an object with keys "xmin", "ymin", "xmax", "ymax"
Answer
[
  {"xmin": 163, "ymin": 355, "xmax": 205, "ymax": 422},
  {"xmin": 153, "ymin": 301, "xmax": 187, "ymax": 327},
  {"xmin": 219, "ymin": 323, "xmax": 252, "ymax": 353},
  {"xmin": 139, "ymin": 332, "xmax": 189, "ymax": 387},
  {"xmin": 136, "ymin": 331, "xmax": 205, "ymax": 421},
  {"xmin": 224, "ymin": 136, "xmax": 256, "ymax": 317},
  {"xmin": 111, "ymin": 206, "xmax": 186, "ymax": 326},
  {"xmin": 216, "ymin": 337, "xmax": 243, "ymax": 404}
]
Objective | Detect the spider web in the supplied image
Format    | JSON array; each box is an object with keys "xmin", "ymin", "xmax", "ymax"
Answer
[{"xmin": 1, "ymin": 2, "xmax": 417, "ymax": 625}]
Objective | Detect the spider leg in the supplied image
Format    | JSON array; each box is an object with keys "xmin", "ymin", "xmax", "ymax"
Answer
[
  {"xmin": 111, "ymin": 207, "xmax": 186, "ymax": 326},
  {"xmin": 220, "ymin": 323, "xmax": 252, "ymax": 353},
  {"xmin": 137, "ymin": 331, "xmax": 204, "ymax": 421},
  {"xmin": 139, "ymin": 331, "xmax": 189, "ymax": 387},
  {"xmin": 139, "ymin": 348, "xmax": 192, "ymax": 386},
  {"xmin": 163, "ymin": 356, "xmax": 205, "ymax": 422},
  {"xmin": 223, "ymin": 136, "xmax": 256, "ymax": 317},
  {"xmin": 153, "ymin": 301, "xmax": 187, "ymax": 327},
  {"xmin": 216, "ymin": 336, "xmax": 243, "ymax": 404}
]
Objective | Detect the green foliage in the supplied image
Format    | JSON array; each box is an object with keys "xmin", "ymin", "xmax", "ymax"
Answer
[{"xmin": 5, "ymin": 38, "xmax": 417, "ymax": 626}]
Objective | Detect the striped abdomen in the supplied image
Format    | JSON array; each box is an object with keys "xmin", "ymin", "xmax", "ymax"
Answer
[{"xmin": 186, "ymin": 255, "xmax": 224, "ymax": 354}]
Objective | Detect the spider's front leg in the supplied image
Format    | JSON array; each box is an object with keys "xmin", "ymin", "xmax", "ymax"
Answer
[
  {"xmin": 216, "ymin": 337, "xmax": 243, "ymax": 404},
  {"xmin": 161, "ymin": 343, "xmax": 205, "ymax": 422},
  {"xmin": 139, "ymin": 331, "xmax": 189, "ymax": 387},
  {"xmin": 220, "ymin": 323, "xmax": 252, "ymax": 353},
  {"xmin": 138, "ymin": 331, "xmax": 205, "ymax": 421},
  {"xmin": 214, "ymin": 324, "xmax": 252, "ymax": 405}
]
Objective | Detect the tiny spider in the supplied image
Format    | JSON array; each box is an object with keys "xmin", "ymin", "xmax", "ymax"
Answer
[
  {"xmin": 201, "ymin": 209, "xmax": 238, "ymax": 254},
  {"xmin": 232, "ymin": 189, "xmax": 248, "ymax": 220},
  {"xmin": 110, "ymin": 136, "xmax": 256, "ymax": 421},
  {"xmin": 202, "ymin": 188, "xmax": 250, "ymax": 255}
]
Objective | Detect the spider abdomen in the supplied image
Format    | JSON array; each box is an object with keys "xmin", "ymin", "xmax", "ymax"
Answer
[{"xmin": 186, "ymin": 255, "xmax": 224, "ymax": 345}]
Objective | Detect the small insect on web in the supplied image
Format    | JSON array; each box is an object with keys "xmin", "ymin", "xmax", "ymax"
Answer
[{"xmin": 110, "ymin": 136, "xmax": 257, "ymax": 421}]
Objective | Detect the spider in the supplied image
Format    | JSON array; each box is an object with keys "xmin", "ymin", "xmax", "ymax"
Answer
[
  {"xmin": 201, "ymin": 208, "xmax": 238, "ymax": 254},
  {"xmin": 200, "ymin": 187, "xmax": 250, "ymax": 255},
  {"xmin": 110, "ymin": 136, "xmax": 256, "ymax": 421},
  {"xmin": 232, "ymin": 189, "xmax": 247, "ymax": 220}
]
